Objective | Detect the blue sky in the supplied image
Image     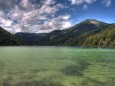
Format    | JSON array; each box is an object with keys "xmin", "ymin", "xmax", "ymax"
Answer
[{"xmin": 0, "ymin": 0, "xmax": 114, "ymax": 33}]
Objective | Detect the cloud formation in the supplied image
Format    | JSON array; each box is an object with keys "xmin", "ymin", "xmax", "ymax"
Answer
[
  {"xmin": 38, "ymin": 15, "xmax": 71, "ymax": 33},
  {"xmin": 69, "ymin": 0, "xmax": 97, "ymax": 10},
  {"xmin": 0, "ymin": 0, "xmax": 71, "ymax": 33},
  {"xmin": 101, "ymin": 0, "xmax": 112, "ymax": 7},
  {"xmin": 69, "ymin": 0, "xmax": 96, "ymax": 5},
  {"xmin": 0, "ymin": 0, "xmax": 113, "ymax": 33},
  {"xmin": 83, "ymin": 5, "xmax": 88, "ymax": 10}
]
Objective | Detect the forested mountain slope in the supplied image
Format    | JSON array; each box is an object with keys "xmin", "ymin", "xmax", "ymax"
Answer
[
  {"xmin": 15, "ymin": 19, "xmax": 111, "ymax": 46},
  {"xmin": 83, "ymin": 25, "xmax": 115, "ymax": 47},
  {"xmin": 0, "ymin": 27, "xmax": 20, "ymax": 45},
  {"xmin": 1, "ymin": 19, "xmax": 114, "ymax": 47}
]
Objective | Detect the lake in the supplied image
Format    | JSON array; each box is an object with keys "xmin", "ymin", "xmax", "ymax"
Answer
[{"xmin": 0, "ymin": 47, "xmax": 115, "ymax": 86}]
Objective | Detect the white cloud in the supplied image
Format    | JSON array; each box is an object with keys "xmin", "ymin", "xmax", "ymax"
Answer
[
  {"xmin": 69, "ymin": 0, "xmax": 96, "ymax": 5},
  {"xmin": 101, "ymin": 0, "xmax": 112, "ymax": 7},
  {"xmin": 0, "ymin": 19, "xmax": 12, "ymax": 27},
  {"xmin": 44, "ymin": 0, "xmax": 56, "ymax": 5},
  {"xmin": 38, "ymin": 15, "xmax": 72, "ymax": 33},
  {"xmin": 0, "ymin": 0, "xmax": 70, "ymax": 33},
  {"xmin": 19, "ymin": 0, "xmax": 32, "ymax": 10},
  {"xmin": 62, "ymin": 15, "xmax": 71, "ymax": 20},
  {"xmin": 84, "ymin": 0, "xmax": 96, "ymax": 4},
  {"xmin": 83, "ymin": 4, "xmax": 88, "ymax": 9},
  {"xmin": 69, "ymin": 0, "xmax": 96, "ymax": 10},
  {"xmin": 0, "ymin": 11, "xmax": 13, "ymax": 28},
  {"xmin": 70, "ymin": 0, "xmax": 83, "ymax": 5},
  {"xmin": 62, "ymin": 22, "xmax": 72, "ymax": 29}
]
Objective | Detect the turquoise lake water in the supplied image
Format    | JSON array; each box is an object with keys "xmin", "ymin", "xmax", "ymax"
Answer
[{"xmin": 0, "ymin": 47, "xmax": 115, "ymax": 86}]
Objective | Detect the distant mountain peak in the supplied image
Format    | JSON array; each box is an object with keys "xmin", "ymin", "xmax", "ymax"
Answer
[
  {"xmin": 79, "ymin": 19, "xmax": 108, "ymax": 27},
  {"xmin": 88, "ymin": 20, "xmax": 102, "ymax": 26},
  {"xmin": 82, "ymin": 19, "xmax": 103, "ymax": 23}
]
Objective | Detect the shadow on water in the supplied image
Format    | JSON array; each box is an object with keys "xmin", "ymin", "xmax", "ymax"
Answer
[
  {"xmin": 30, "ymin": 68, "xmax": 47, "ymax": 73},
  {"xmin": 14, "ymin": 80, "xmax": 63, "ymax": 86},
  {"xmin": 1, "ymin": 79, "xmax": 63, "ymax": 86},
  {"xmin": 1, "ymin": 76, "xmax": 115, "ymax": 86},
  {"xmin": 1, "ymin": 75, "xmax": 13, "ymax": 86},
  {"xmin": 81, "ymin": 77, "xmax": 115, "ymax": 86},
  {"xmin": 61, "ymin": 59, "xmax": 90, "ymax": 76}
]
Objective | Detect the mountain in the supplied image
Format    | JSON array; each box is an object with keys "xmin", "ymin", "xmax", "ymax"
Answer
[
  {"xmin": 0, "ymin": 27, "xmax": 20, "ymax": 45},
  {"xmin": 1, "ymin": 19, "xmax": 114, "ymax": 47},
  {"xmin": 15, "ymin": 32, "xmax": 50, "ymax": 45},
  {"xmin": 48, "ymin": 19, "xmax": 110, "ymax": 45},
  {"xmin": 83, "ymin": 24, "xmax": 115, "ymax": 47},
  {"xmin": 15, "ymin": 19, "xmax": 113, "ymax": 47}
]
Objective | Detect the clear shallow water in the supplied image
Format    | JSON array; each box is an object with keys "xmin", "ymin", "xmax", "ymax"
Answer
[{"xmin": 0, "ymin": 47, "xmax": 115, "ymax": 86}]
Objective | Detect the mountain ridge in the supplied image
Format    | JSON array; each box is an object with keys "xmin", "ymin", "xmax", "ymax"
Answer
[
  {"xmin": 0, "ymin": 27, "xmax": 20, "ymax": 45},
  {"xmin": 0, "ymin": 19, "xmax": 115, "ymax": 47},
  {"xmin": 15, "ymin": 19, "xmax": 114, "ymax": 47}
]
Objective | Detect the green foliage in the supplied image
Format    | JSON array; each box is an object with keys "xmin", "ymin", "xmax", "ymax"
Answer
[
  {"xmin": 98, "ymin": 39, "xmax": 103, "ymax": 47},
  {"xmin": 0, "ymin": 27, "xmax": 20, "ymax": 45},
  {"xmin": 83, "ymin": 25, "xmax": 115, "ymax": 47}
]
